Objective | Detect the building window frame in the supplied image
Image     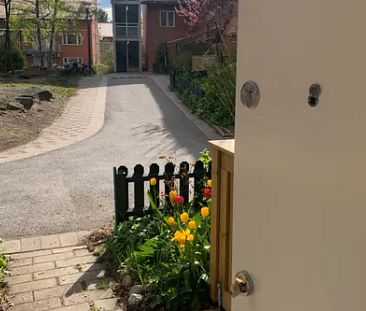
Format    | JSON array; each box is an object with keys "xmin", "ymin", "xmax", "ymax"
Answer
[
  {"xmin": 63, "ymin": 57, "xmax": 83, "ymax": 65},
  {"xmin": 62, "ymin": 32, "xmax": 82, "ymax": 45},
  {"xmin": 160, "ymin": 10, "xmax": 176, "ymax": 27}
]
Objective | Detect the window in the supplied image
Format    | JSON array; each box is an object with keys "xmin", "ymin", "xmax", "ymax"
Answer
[
  {"xmin": 160, "ymin": 11, "xmax": 175, "ymax": 27},
  {"xmin": 63, "ymin": 57, "xmax": 83, "ymax": 65},
  {"xmin": 62, "ymin": 33, "xmax": 82, "ymax": 45}
]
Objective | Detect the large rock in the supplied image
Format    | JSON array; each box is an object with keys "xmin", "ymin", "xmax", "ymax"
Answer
[
  {"xmin": 7, "ymin": 101, "xmax": 24, "ymax": 110},
  {"xmin": 15, "ymin": 96, "xmax": 34, "ymax": 109},
  {"xmin": 128, "ymin": 293, "xmax": 144, "ymax": 306},
  {"xmin": 22, "ymin": 88, "xmax": 53, "ymax": 101},
  {"xmin": 129, "ymin": 285, "xmax": 145, "ymax": 296}
]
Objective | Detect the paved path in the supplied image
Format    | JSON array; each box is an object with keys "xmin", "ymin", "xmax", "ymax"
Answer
[
  {"xmin": 1, "ymin": 231, "xmax": 123, "ymax": 311},
  {"xmin": 0, "ymin": 75, "xmax": 208, "ymax": 239}
]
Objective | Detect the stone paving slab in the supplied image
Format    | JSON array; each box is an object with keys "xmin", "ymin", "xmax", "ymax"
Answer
[
  {"xmin": 1, "ymin": 231, "xmax": 125, "ymax": 311},
  {"xmin": 0, "ymin": 76, "xmax": 108, "ymax": 164}
]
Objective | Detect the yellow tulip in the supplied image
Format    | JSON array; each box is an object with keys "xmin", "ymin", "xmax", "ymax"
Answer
[
  {"xmin": 201, "ymin": 207, "xmax": 209, "ymax": 217},
  {"xmin": 187, "ymin": 234, "xmax": 194, "ymax": 241},
  {"xmin": 188, "ymin": 220, "xmax": 197, "ymax": 229},
  {"xmin": 207, "ymin": 179, "xmax": 212, "ymax": 187},
  {"xmin": 169, "ymin": 190, "xmax": 177, "ymax": 202},
  {"xmin": 167, "ymin": 216, "xmax": 175, "ymax": 225},
  {"xmin": 180, "ymin": 212, "xmax": 189, "ymax": 223},
  {"xmin": 150, "ymin": 178, "xmax": 157, "ymax": 186}
]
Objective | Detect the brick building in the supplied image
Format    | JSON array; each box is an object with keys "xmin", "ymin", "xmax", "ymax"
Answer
[
  {"xmin": 0, "ymin": 0, "xmax": 99, "ymax": 67},
  {"xmin": 141, "ymin": 0, "xmax": 188, "ymax": 72}
]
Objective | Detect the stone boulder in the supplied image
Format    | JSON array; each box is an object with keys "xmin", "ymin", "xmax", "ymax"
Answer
[
  {"xmin": 129, "ymin": 285, "xmax": 145, "ymax": 296},
  {"xmin": 128, "ymin": 293, "xmax": 144, "ymax": 307},
  {"xmin": 22, "ymin": 88, "xmax": 53, "ymax": 101},
  {"xmin": 15, "ymin": 96, "xmax": 34, "ymax": 109},
  {"xmin": 7, "ymin": 101, "xmax": 24, "ymax": 110}
]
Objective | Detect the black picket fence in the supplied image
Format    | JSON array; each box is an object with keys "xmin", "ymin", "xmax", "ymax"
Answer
[{"xmin": 113, "ymin": 161, "xmax": 211, "ymax": 225}]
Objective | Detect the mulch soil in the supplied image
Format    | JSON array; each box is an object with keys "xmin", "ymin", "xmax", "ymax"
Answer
[{"xmin": 0, "ymin": 88, "xmax": 67, "ymax": 152}]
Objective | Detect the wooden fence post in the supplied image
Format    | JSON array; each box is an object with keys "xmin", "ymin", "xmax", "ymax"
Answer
[
  {"xmin": 194, "ymin": 160, "xmax": 205, "ymax": 208},
  {"xmin": 164, "ymin": 162, "xmax": 175, "ymax": 209},
  {"xmin": 148, "ymin": 163, "xmax": 160, "ymax": 209},
  {"xmin": 179, "ymin": 161, "xmax": 190, "ymax": 204},
  {"xmin": 133, "ymin": 164, "xmax": 145, "ymax": 217},
  {"xmin": 114, "ymin": 166, "xmax": 129, "ymax": 225}
]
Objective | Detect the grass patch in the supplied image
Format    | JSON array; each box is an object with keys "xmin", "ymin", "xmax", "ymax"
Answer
[
  {"xmin": 0, "ymin": 75, "xmax": 80, "ymax": 99},
  {"xmin": 0, "ymin": 82, "xmax": 77, "ymax": 99}
]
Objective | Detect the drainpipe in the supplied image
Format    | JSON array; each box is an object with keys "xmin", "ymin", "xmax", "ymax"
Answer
[{"xmin": 86, "ymin": 6, "xmax": 92, "ymax": 75}]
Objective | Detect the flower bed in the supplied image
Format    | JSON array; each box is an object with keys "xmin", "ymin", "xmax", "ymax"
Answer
[{"xmin": 106, "ymin": 153, "xmax": 214, "ymax": 310}]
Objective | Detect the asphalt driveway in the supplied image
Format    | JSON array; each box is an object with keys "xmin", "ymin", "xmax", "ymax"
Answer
[{"xmin": 0, "ymin": 76, "xmax": 208, "ymax": 238}]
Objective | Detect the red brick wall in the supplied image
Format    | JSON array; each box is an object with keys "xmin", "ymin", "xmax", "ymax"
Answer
[
  {"xmin": 145, "ymin": 4, "xmax": 188, "ymax": 71},
  {"xmin": 55, "ymin": 19, "xmax": 97, "ymax": 66}
]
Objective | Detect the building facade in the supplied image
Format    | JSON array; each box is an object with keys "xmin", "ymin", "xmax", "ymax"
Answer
[
  {"xmin": 142, "ymin": 0, "xmax": 187, "ymax": 72},
  {"xmin": 0, "ymin": 0, "xmax": 98, "ymax": 68},
  {"xmin": 22, "ymin": 18, "xmax": 98, "ymax": 67},
  {"xmin": 112, "ymin": 0, "xmax": 142, "ymax": 72}
]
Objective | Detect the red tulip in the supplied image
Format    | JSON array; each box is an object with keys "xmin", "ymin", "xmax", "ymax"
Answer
[
  {"xmin": 203, "ymin": 187, "xmax": 211, "ymax": 198},
  {"xmin": 174, "ymin": 195, "xmax": 184, "ymax": 205}
]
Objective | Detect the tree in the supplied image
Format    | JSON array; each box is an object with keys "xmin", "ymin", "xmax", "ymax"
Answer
[
  {"xmin": 176, "ymin": 0, "xmax": 237, "ymax": 61},
  {"xmin": 11, "ymin": 0, "xmax": 50, "ymax": 67},
  {"xmin": 12, "ymin": 0, "xmax": 82, "ymax": 67},
  {"xmin": 96, "ymin": 8, "xmax": 108, "ymax": 23},
  {"xmin": 2, "ymin": 0, "xmax": 12, "ymax": 50}
]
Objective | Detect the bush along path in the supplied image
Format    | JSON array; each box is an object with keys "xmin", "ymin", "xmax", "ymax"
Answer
[
  {"xmin": 0, "ymin": 231, "xmax": 124, "ymax": 311},
  {"xmin": 172, "ymin": 63, "xmax": 236, "ymax": 134},
  {"xmin": 105, "ymin": 153, "xmax": 216, "ymax": 311}
]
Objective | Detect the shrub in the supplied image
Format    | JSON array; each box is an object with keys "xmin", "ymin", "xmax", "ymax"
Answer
[
  {"xmin": 105, "ymin": 159, "xmax": 212, "ymax": 311},
  {"xmin": 175, "ymin": 63, "xmax": 236, "ymax": 129},
  {"xmin": 201, "ymin": 63, "xmax": 236, "ymax": 127},
  {"xmin": 172, "ymin": 41, "xmax": 211, "ymax": 70},
  {"xmin": 93, "ymin": 63, "xmax": 112, "ymax": 75},
  {"xmin": 0, "ymin": 44, "xmax": 25, "ymax": 73},
  {"xmin": 155, "ymin": 42, "xmax": 169, "ymax": 73}
]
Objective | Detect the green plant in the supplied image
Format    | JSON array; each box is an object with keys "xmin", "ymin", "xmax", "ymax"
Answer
[
  {"xmin": 199, "ymin": 149, "xmax": 212, "ymax": 169},
  {"xmin": 0, "ymin": 242, "xmax": 9, "ymax": 310},
  {"xmin": 173, "ymin": 41, "xmax": 210, "ymax": 70},
  {"xmin": 0, "ymin": 254, "xmax": 7, "ymax": 280},
  {"xmin": 155, "ymin": 42, "xmax": 169, "ymax": 73},
  {"xmin": 176, "ymin": 63, "xmax": 236, "ymax": 129},
  {"xmin": 93, "ymin": 63, "xmax": 112, "ymax": 76}
]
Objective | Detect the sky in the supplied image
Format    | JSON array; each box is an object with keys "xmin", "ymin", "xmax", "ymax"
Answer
[
  {"xmin": 99, "ymin": 0, "xmax": 111, "ymax": 8},
  {"xmin": 99, "ymin": 0, "xmax": 112, "ymax": 21}
]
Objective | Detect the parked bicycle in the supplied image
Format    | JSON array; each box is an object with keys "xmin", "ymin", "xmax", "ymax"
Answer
[{"xmin": 57, "ymin": 62, "xmax": 95, "ymax": 76}]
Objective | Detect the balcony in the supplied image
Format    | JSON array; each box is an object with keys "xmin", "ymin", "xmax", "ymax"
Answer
[
  {"xmin": 115, "ymin": 23, "xmax": 139, "ymax": 40},
  {"xmin": 21, "ymin": 43, "xmax": 60, "ymax": 56}
]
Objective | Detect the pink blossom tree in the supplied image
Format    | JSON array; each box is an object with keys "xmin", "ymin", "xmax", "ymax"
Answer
[{"xmin": 176, "ymin": 0, "xmax": 237, "ymax": 60}]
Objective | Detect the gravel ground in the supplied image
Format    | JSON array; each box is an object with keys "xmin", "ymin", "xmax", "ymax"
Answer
[{"xmin": 0, "ymin": 76, "xmax": 208, "ymax": 239}]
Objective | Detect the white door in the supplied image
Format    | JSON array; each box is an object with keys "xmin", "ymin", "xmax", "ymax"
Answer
[{"xmin": 232, "ymin": 1, "xmax": 366, "ymax": 310}]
